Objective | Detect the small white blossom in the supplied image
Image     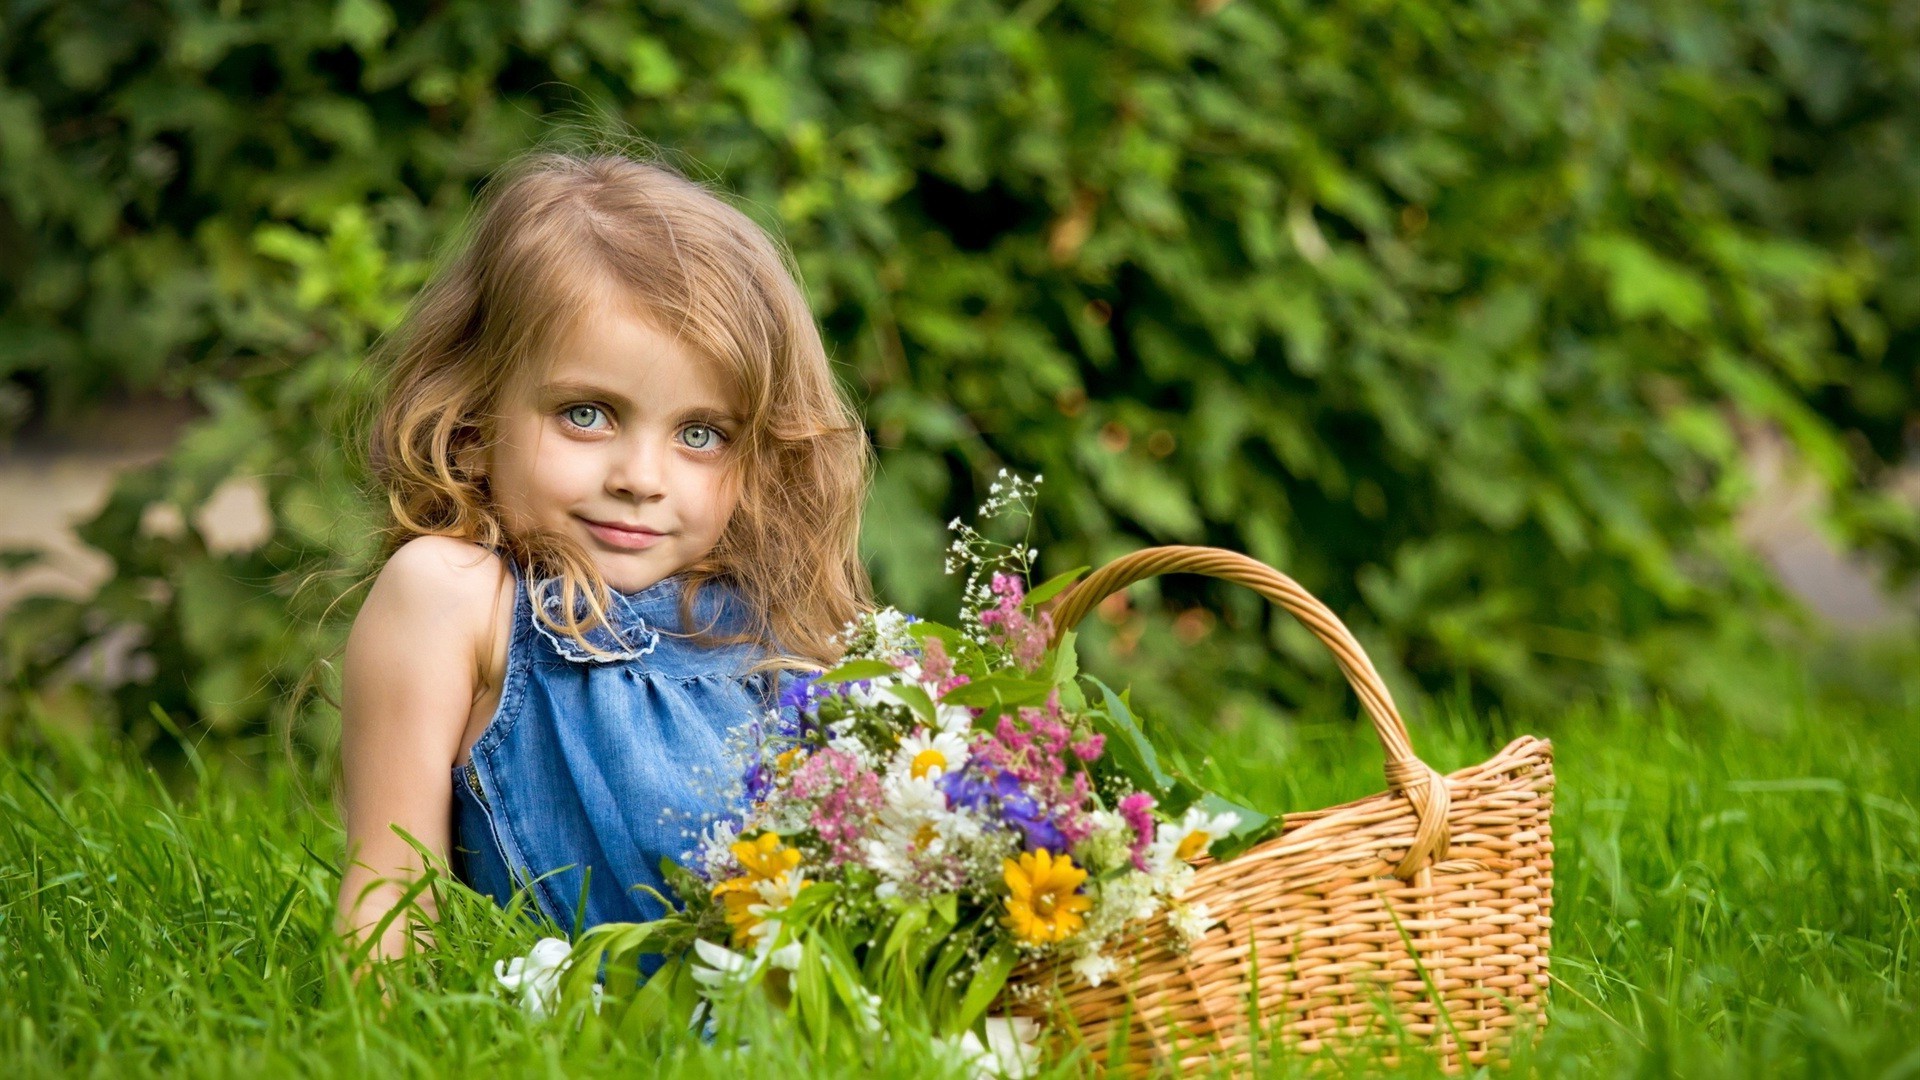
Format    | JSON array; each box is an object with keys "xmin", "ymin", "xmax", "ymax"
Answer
[
  {"xmin": 1168, "ymin": 901, "xmax": 1222, "ymax": 947},
  {"xmin": 1071, "ymin": 949, "xmax": 1117, "ymax": 988},
  {"xmin": 1073, "ymin": 809, "xmax": 1134, "ymax": 874}
]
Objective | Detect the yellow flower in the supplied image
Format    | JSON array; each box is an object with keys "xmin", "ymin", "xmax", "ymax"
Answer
[
  {"xmin": 711, "ymin": 875, "xmax": 764, "ymax": 945},
  {"xmin": 774, "ymin": 747, "xmax": 808, "ymax": 773},
  {"xmin": 731, "ymin": 832, "xmax": 801, "ymax": 881},
  {"xmin": 712, "ymin": 833, "xmax": 805, "ymax": 946},
  {"xmin": 1003, "ymin": 849, "xmax": 1092, "ymax": 946}
]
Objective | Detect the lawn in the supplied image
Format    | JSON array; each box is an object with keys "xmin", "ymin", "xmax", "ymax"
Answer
[{"xmin": 4, "ymin": 680, "xmax": 1919, "ymax": 1077}]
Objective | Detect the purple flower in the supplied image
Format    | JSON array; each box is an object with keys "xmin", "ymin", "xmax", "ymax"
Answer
[
  {"xmin": 1001, "ymin": 790, "xmax": 1070, "ymax": 853},
  {"xmin": 743, "ymin": 760, "xmax": 773, "ymax": 804},
  {"xmin": 778, "ymin": 672, "xmax": 823, "ymax": 715},
  {"xmin": 940, "ymin": 766, "xmax": 1071, "ymax": 854},
  {"xmin": 939, "ymin": 766, "xmax": 1021, "ymax": 813}
]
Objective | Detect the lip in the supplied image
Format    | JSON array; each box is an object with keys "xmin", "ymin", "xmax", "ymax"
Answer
[{"xmin": 580, "ymin": 517, "xmax": 668, "ymax": 551}]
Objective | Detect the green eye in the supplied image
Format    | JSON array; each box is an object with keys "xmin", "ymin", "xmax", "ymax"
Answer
[
  {"xmin": 565, "ymin": 405, "xmax": 605, "ymax": 430},
  {"xmin": 680, "ymin": 424, "xmax": 718, "ymax": 450}
]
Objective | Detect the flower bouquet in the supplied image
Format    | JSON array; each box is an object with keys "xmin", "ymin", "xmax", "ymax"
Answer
[{"xmin": 522, "ymin": 474, "xmax": 1275, "ymax": 1065}]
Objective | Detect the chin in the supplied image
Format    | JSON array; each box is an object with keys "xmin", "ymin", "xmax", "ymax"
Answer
[{"xmin": 595, "ymin": 558, "xmax": 671, "ymax": 595}]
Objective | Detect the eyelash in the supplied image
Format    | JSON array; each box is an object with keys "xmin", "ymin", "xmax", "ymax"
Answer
[{"xmin": 558, "ymin": 406, "xmax": 729, "ymax": 451}]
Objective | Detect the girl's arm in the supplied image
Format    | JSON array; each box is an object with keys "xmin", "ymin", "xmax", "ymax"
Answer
[{"xmin": 335, "ymin": 536, "xmax": 510, "ymax": 964}]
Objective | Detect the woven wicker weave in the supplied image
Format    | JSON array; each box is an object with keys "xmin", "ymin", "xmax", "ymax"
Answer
[{"xmin": 1009, "ymin": 546, "xmax": 1554, "ymax": 1073}]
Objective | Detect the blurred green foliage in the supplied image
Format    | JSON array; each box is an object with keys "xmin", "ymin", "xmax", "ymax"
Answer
[{"xmin": 2, "ymin": 0, "xmax": 1918, "ymax": 747}]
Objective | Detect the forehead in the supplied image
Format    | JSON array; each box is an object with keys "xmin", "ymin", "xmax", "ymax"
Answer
[{"xmin": 523, "ymin": 303, "xmax": 740, "ymax": 414}]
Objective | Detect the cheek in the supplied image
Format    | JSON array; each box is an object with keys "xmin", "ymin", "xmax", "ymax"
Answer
[
  {"xmin": 697, "ymin": 468, "xmax": 744, "ymax": 533},
  {"xmin": 490, "ymin": 423, "xmax": 586, "ymax": 514}
]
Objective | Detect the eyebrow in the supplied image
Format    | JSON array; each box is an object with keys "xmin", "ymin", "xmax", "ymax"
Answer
[{"xmin": 535, "ymin": 380, "xmax": 743, "ymax": 426}]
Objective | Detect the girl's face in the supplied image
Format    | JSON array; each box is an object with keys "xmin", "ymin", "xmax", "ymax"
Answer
[{"xmin": 485, "ymin": 303, "xmax": 743, "ymax": 594}]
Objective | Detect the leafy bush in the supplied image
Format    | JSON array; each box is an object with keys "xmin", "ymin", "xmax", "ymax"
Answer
[{"xmin": 2, "ymin": 0, "xmax": 1917, "ymax": 745}]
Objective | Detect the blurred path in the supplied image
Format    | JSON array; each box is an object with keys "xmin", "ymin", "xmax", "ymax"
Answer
[
  {"xmin": 0, "ymin": 397, "xmax": 195, "ymax": 613},
  {"xmin": 1737, "ymin": 425, "xmax": 1920, "ymax": 631}
]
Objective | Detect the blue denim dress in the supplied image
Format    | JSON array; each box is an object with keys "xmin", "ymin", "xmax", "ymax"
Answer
[{"xmin": 451, "ymin": 566, "xmax": 782, "ymax": 935}]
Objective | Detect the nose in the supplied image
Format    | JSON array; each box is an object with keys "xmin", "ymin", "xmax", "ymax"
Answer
[{"xmin": 604, "ymin": 433, "xmax": 667, "ymax": 502}]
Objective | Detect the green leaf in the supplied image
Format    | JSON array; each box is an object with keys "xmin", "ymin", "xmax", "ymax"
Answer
[
  {"xmin": 1086, "ymin": 676, "xmax": 1169, "ymax": 796},
  {"xmin": 817, "ymin": 659, "xmax": 900, "ymax": 684},
  {"xmin": 907, "ymin": 620, "xmax": 966, "ymax": 652},
  {"xmin": 887, "ymin": 681, "xmax": 937, "ymax": 727},
  {"xmin": 783, "ymin": 880, "xmax": 839, "ymax": 924},
  {"xmin": 796, "ymin": 932, "xmax": 833, "ymax": 1051},
  {"xmin": 1024, "ymin": 566, "xmax": 1089, "ymax": 608},
  {"xmin": 612, "ymin": 954, "xmax": 699, "ymax": 1037},
  {"xmin": 816, "ymin": 931, "xmax": 872, "ymax": 1024},
  {"xmin": 939, "ymin": 676, "xmax": 1053, "ymax": 709},
  {"xmin": 880, "ymin": 901, "xmax": 930, "ymax": 976},
  {"xmin": 657, "ymin": 857, "xmax": 705, "ymax": 909},
  {"xmin": 1085, "ymin": 676, "xmax": 1217, "ymax": 815},
  {"xmin": 955, "ymin": 942, "xmax": 1017, "ymax": 1033},
  {"xmin": 1194, "ymin": 791, "xmax": 1276, "ymax": 862},
  {"xmin": 1047, "ymin": 629, "xmax": 1080, "ymax": 687}
]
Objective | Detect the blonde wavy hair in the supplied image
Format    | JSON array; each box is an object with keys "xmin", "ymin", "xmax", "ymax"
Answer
[{"xmin": 365, "ymin": 150, "xmax": 872, "ymax": 667}]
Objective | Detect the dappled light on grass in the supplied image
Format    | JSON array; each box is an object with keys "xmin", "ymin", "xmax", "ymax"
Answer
[{"xmin": 4, "ymin": 688, "xmax": 1920, "ymax": 1075}]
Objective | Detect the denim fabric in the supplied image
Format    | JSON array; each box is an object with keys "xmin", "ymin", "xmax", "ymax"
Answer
[{"xmin": 450, "ymin": 565, "xmax": 788, "ymax": 936}]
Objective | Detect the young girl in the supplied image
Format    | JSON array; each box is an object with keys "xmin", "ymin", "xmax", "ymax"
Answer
[{"xmin": 334, "ymin": 150, "xmax": 871, "ymax": 962}]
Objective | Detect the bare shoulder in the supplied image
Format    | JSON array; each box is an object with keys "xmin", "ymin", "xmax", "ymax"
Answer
[
  {"xmin": 374, "ymin": 530, "xmax": 506, "ymax": 591},
  {"xmin": 354, "ymin": 536, "xmax": 513, "ymax": 665}
]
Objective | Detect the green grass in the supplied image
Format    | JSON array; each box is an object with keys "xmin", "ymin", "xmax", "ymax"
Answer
[{"xmin": 5, "ymin": 684, "xmax": 1920, "ymax": 1077}]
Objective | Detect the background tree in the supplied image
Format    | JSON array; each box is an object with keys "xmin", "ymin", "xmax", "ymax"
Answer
[{"xmin": 2, "ymin": 0, "xmax": 1916, "ymax": 751}]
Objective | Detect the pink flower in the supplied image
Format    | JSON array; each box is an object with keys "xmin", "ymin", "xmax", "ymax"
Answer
[
  {"xmin": 977, "ymin": 573, "xmax": 1053, "ymax": 672},
  {"xmin": 1071, "ymin": 733, "xmax": 1105, "ymax": 761},
  {"xmin": 792, "ymin": 748, "xmax": 884, "ymax": 867},
  {"xmin": 920, "ymin": 637, "xmax": 955, "ymax": 683},
  {"xmin": 1118, "ymin": 791, "xmax": 1158, "ymax": 871}
]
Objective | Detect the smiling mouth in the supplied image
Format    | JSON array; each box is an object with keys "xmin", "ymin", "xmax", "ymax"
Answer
[{"xmin": 580, "ymin": 517, "xmax": 667, "ymax": 551}]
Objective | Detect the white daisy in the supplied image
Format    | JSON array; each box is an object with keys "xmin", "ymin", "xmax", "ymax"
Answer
[
  {"xmin": 865, "ymin": 774, "xmax": 950, "ymax": 878},
  {"xmin": 1148, "ymin": 807, "xmax": 1241, "ymax": 873},
  {"xmin": 934, "ymin": 701, "xmax": 975, "ymax": 735},
  {"xmin": 864, "ymin": 772, "xmax": 995, "ymax": 900},
  {"xmin": 892, "ymin": 726, "xmax": 970, "ymax": 781}
]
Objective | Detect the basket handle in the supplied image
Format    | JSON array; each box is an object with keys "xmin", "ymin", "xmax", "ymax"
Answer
[{"xmin": 1044, "ymin": 545, "xmax": 1451, "ymax": 879}]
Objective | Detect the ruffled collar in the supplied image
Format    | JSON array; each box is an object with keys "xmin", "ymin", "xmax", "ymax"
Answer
[{"xmin": 527, "ymin": 573, "xmax": 756, "ymax": 665}]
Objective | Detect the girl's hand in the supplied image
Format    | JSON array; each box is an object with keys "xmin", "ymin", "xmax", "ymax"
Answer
[{"xmin": 335, "ymin": 536, "xmax": 512, "ymax": 968}]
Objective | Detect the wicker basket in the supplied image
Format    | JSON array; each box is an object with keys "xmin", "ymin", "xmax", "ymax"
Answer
[{"xmin": 1009, "ymin": 546, "xmax": 1554, "ymax": 1073}]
